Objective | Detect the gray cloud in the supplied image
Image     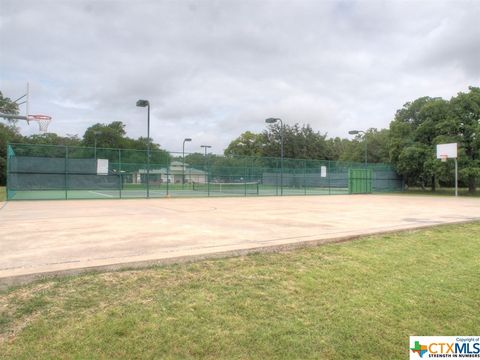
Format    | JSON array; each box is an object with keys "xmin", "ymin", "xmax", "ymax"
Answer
[{"xmin": 1, "ymin": 0, "xmax": 479, "ymax": 153}]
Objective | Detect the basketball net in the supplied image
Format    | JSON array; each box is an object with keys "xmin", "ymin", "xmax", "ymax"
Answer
[
  {"xmin": 27, "ymin": 114, "xmax": 52, "ymax": 132},
  {"xmin": 440, "ymin": 155, "xmax": 448, "ymax": 163}
]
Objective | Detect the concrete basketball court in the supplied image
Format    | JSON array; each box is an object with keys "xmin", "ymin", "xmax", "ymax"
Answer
[{"xmin": 1, "ymin": 194, "xmax": 479, "ymax": 287}]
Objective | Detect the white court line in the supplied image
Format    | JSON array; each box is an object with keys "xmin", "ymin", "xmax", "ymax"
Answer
[{"xmin": 88, "ymin": 190, "xmax": 115, "ymax": 198}]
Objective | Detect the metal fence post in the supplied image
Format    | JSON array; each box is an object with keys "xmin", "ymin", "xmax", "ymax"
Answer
[
  {"xmin": 167, "ymin": 166, "xmax": 170, "ymax": 197},
  {"xmin": 304, "ymin": 160, "xmax": 307, "ymax": 195},
  {"xmin": 276, "ymin": 159, "xmax": 279, "ymax": 196},
  {"xmin": 6, "ymin": 144, "xmax": 10, "ymax": 200},
  {"xmin": 207, "ymin": 171, "xmax": 210, "ymax": 197},
  {"xmin": 207, "ymin": 158, "xmax": 210, "ymax": 197},
  {"xmin": 65, "ymin": 145, "xmax": 68, "ymax": 200},
  {"xmin": 119, "ymin": 149, "xmax": 122, "ymax": 199},
  {"xmin": 328, "ymin": 160, "xmax": 331, "ymax": 195},
  {"xmin": 244, "ymin": 157, "xmax": 247, "ymax": 196}
]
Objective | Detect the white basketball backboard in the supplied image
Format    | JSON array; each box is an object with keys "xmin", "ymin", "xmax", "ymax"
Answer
[{"xmin": 436, "ymin": 143, "xmax": 457, "ymax": 159}]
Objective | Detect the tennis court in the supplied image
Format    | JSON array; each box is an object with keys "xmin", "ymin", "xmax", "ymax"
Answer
[
  {"xmin": 6, "ymin": 143, "xmax": 403, "ymax": 201},
  {"xmin": 9, "ymin": 185, "xmax": 347, "ymax": 200},
  {"xmin": 1, "ymin": 194, "xmax": 479, "ymax": 287}
]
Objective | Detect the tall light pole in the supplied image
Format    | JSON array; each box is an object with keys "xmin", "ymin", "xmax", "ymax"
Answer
[
  {"xmin": 136, "ymin": 99, "xmax": 150, "ymax": 198},
  {"xmin": 201, "ymin": 145, "xmax": 212, "ymax": 157},
  {"xmin": 265, "ymin": 117, "xmax": 284, "ymax": 195},
  {"xmin": 93, "ymin": 130, "xmax": 101, "ymax": 159},
  {"xmin": 349, "ymin": 129, "xmax": 369, "ymax": 193},
  {"xmin": 183, "ymin": 138, "xmax": 192, "ymax": 187},
  {"xmin": 348, "ymin": 129, "xmax": 367, "ymax": 166}
]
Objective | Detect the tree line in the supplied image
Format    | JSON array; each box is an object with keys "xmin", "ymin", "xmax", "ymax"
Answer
[
  {"xmin": 1, "ymin": 87, "xmax": 479, "ymax": 192},
  {"xmin": 0, "ymin": 106, "xmax": 169, "ymax": 185},
  {"xmin": 223, "ymin": 87, "xmax": 479, "ymax": 192},
  {"xmin": 224, "ymin": 125, "xmax": 390, "ymax": 163}
]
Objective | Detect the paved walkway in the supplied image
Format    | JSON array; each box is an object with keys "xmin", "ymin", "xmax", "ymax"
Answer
[{"xmin": 1, "ymin": 195, "xmax": 479, "ymax": 287}]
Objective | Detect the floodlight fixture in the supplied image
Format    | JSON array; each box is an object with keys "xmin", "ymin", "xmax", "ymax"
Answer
[
  {"xmin": 265, "ymin": 117, "xmax": 280, "ymax": 124},
  {"xmin": 136, "ymin": 99, "xmax": 149, "ymax": 107}
]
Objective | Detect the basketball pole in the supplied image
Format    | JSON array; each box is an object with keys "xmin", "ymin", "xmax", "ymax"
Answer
[
  {"xmin": 455, "ymin": 158, "xmax": 458, "ymax": 197},
  {"xmin": 26, "ymin": 82, "xmax": 30, "ymax": 118},
  {"xmin": 437, "ymin": 143, "xmax": 458, "ymax": 198}
]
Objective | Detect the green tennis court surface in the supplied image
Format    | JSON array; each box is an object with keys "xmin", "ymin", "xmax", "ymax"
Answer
[{"xmin": 8, "ymin": 185, "xmax": 349, "ymax": 200}]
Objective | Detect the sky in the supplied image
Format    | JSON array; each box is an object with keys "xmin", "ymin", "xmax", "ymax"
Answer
[{"xmin": 1, "ymin": 0, "xmax": 479, "ymax": 153}]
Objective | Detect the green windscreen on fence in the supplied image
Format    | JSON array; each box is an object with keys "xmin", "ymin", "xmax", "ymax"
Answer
[
  {"xmin": 6, "ymin": 143, "xmax": 404, "ymax": 200},
  {"xmin": 6, "ymin": 144, "xmax": 16, "ymax": 200},
  {"xmin": 349, "ymin": 168, "xmax": 373, "ymax": 194}
]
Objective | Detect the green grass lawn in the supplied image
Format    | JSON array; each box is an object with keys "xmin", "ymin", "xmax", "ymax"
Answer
[
  {"xmin": 0, "ymin": 187, "xmax": 5, "ymax": 202},
  {"xmin": 1, "ymin": 223, "xmax": 479, "ymax": 359},
  {"xmin": 404, "ymin": 186, "xmax": 480, "ymax": 197}
]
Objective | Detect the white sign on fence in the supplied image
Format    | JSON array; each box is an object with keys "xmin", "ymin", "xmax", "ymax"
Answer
[
  {"xmin": 97, "ymin": 159, "xmax": 109, "ymax": 175},
  {"xmin": 320, "ymin": 166, "xmax": 327, "ymax": 178}
]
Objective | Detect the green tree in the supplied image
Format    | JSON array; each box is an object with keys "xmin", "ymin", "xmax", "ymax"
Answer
[
  {"xmin": 448, "ymin": 87, "xmax": 480, "ymax": 193},
  {"xmin": 0, "ymin": 91, "xmax": 19, "ymax": 118},
  {"xmin": 0, "ymin": 123, "xmax": 23, "ymax": 185},
  {"xmin": 82, "ymin": 121, "xmax": 170, "ymax": 169},
  {"xmin": 184, "ymin": 152, "xmax": 206, "ymax": 169},
  {"xmin": 223, "ymin": 124, "xmax": 392, "ymax": 164},
  {"xmin": 224, "ymin": 131, "xmax": 265, "ymax": 157},
  {"xmin": 340, "ymin": 128, "xmax": 390, "ymax": 163},
  {"xmin": 389, "ymin": 97, "xmax": 449, "ymax": 190},
  {"xmin": 262, "ymin": 123, "xmax": 329, "ymax": 160},
  {"xmin": 0, "ymin": 92, "xmax": 22, "ymax": 185},
  {"xmin": 365, "ymin": 129, "xmax": 390, "ymax": 163},
  {"xmin": 83, "ymin": 121, "xmax": 127, "ymax": 149},
  {"xmin": 25, "ymin": 133, "xmax": 81, "ymax": 146},
  {"xmin": 325, "ymin": 137, "xmax": 350, "ymax": 161},
  {"xmin": 396, "ymin": 145, "xmax": 432, "ymax": 189}
]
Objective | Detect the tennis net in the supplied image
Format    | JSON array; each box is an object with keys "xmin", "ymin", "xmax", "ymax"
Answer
[{"xmin": 192, "ymin": 181, "xmax": 260, "ymax": 195}]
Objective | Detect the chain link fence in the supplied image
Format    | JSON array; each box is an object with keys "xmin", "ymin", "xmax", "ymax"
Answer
[{"xmin": 6, "ymin": 143, "xmax": 404, "ymax": 200}]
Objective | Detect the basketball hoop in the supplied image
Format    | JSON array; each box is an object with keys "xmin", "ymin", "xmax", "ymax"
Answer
[
  {"xmin": 436, "ymin": 143, "xmax": 459, "ymax": 197},
  {"xmin": 27, "ymin": 114, "xmax": 51, "ymax": 132}
]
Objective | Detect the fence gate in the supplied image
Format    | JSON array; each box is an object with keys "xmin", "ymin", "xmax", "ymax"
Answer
[{"xmin": 349, "ymin": 168, "xmax": 372, "ymax": 194}]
